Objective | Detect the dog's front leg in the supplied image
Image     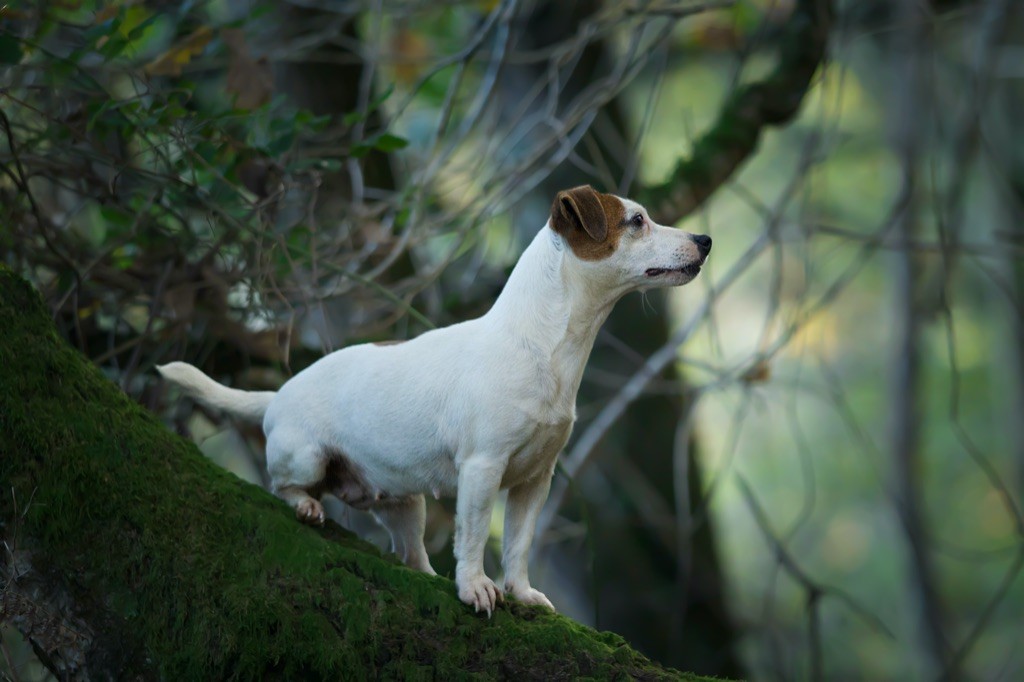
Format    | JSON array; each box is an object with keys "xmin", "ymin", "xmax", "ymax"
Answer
[
  {"xmin": 454, "ymin": 454, "xmax": 505, "ymax": 616},
  {"xmin": 501, "ymin": 469, "xmax": 555, "ymax": 610}
]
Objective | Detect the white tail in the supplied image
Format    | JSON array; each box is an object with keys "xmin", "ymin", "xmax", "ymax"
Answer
[{"xmin": 157, "ymin": 361, "xmax": 275, "ymax": 424}]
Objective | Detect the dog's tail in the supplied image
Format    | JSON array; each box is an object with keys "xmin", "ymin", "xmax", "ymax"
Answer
[{"xmin": 157, "ymin": 361, "xmax": 275, "ymax": 424}]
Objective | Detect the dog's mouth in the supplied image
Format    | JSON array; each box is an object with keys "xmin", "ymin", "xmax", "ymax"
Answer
[{"xmin": 645, "ymin": 263, "xmax": 702, "ymax": 279}]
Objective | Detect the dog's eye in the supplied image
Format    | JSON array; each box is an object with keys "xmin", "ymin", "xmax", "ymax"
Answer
[{"xmin": 630, "ymin": 213, "xmax": 645, "ymax": 229}]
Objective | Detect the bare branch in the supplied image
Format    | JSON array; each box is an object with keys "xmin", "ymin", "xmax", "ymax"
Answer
[
  {"xmin": 638, "ymin": 0, "xmax": 834, "ymax": 223},
  {"xmin": 888, "ymin": 2, "xmax": 951, "ymax": 673}
]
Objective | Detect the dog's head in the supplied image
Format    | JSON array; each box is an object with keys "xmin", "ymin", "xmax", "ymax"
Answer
[{"xmin": 549, "ymin": 185, "xmax": 711, "ymax": 292}]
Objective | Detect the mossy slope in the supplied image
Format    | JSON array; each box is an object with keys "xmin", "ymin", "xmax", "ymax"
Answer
[{"xmin": 0, "ymin": 268, "xmax": 715, "ymax": 680}]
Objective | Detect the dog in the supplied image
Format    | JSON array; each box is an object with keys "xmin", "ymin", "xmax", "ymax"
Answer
[{"xmin": 158, "ymin": 185, "xmax": 710, "ymax": 615}]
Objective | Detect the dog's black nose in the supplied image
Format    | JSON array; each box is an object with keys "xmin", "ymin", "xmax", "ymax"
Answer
[{"xmin": 692, "ymin": 234, "xmax": 712, "ymax": 256}]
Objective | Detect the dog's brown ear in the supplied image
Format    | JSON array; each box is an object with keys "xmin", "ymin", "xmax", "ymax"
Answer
[{"xmin": 552, "ymin": 185, "xmax": 608, "ymax": 243}]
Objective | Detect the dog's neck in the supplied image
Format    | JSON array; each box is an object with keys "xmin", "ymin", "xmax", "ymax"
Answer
[{"xmin": 486, "ymin": 225, "xmax": 622, "ymax": 403}]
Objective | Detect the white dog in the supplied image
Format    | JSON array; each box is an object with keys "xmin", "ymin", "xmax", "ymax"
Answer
[{"xmin": 158, "ymin": 185, "xmax": 710, "ymax": 615}]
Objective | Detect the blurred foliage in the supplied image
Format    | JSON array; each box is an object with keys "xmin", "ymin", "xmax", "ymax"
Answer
[{"xmin": 0, "ymin": 0, "xmax": 421, "ymax": 394}]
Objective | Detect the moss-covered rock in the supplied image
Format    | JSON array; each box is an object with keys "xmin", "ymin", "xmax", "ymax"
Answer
[{"xmin": 0, "ymin": 268, "xmax": 716, "ymax": 680}]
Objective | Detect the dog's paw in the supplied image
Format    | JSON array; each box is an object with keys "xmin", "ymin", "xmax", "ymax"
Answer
[
  {"xmin": 410, "ymin": 557, "xmax": 438, "ymax": 576},
  {"xmin": 457, "ymin": 575, "xmax": 504, "ymax": 617},
  {"xmin": 507, "ymin": 584, "xmax": 555, "ymax": 611},
  {"xmin": 295, "ymin": 498, "xmax": 325, "ymax": 526}
]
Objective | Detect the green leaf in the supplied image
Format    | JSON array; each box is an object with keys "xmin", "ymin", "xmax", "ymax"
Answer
[
  {"xmin": 111, "ymin": 246, "xmax": 136, "ymax": 271},
  {"xmin": 0, "ymin": 33, "xmax": 23, "ymax": 64},
  {"xmin": 267, "ymin": 131, "xmax": 295, "ymax": 156},
  {"xmin": 86, "ymin": 100, "xmax": 115, "ymax": 132},
  {"xmin": 99, "ymin": 34, "xmax": 130, "ymax": 60},
  {"xmin": 350, "ymin": 132, "xmax": 408, "ymax": 157},
  {"xmin": 100, "ymin": 206, "xmax": 134, "ymax": 232},
  {"xmin": 84, "ymin": 19, "xmax": 118, "ymax": 46},
  {"xmin": 127, "ymin": 12, "xmax": 160, "ymax": 40},
  {"xmin": 294, "ymin": 110, "xmax": 332, "ymax": 131},
  {"xmin": 372, "ymin": 132, "xmax": 408, "ymax": 152}
]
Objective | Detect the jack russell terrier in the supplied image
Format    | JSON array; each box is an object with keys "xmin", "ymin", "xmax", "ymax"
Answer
[{"xmin": 158, "ymin": 185, "xmax": 711, "ymax": 615}]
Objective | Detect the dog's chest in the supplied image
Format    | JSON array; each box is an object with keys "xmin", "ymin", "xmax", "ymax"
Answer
[
  {"xmin": 500, "ymin": 416, "xmax": 574, "ymax": 488},
  {"xmin": 516, "ymin": 339, "xmax": 587, "ymax": 417}
]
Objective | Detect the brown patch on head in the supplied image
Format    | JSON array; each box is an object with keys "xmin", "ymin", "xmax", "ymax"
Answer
[
  {"xmin": 550, "ymin": 185, "xmax": 627, "ymax": 261},
  {"xmin": 309, "ymin": 446, "xmax": 382, "ymax": 510},
  {"xmin": 373, "ymin": 339, "xmax": 405, "ymax": 347}
]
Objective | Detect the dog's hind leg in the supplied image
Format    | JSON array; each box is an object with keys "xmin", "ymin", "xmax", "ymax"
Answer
[
  {"xmin": 274, "ymin": 484, "xmax": 325, "ymax": 526},
  {"xmin": 266, "ymin": 435, "xmax": 328, "ymax": 526},
  {"xmin": 372, "ymin": 495, "xmax": 436, "ymax": 575}
]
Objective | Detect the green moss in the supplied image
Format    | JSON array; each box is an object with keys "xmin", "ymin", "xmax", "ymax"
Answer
[{"xmin": 0, "ymin": 268, "xmax": 718, "ymax": 680}]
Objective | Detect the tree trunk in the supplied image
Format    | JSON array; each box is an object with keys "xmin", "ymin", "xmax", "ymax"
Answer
[
  {"xmin": 0, "ymin": 267, "xmax": 714, "ymax": 681},
  {"xmin": 519, "ymin": 0, "xmax": 831, "ymax": 675}
]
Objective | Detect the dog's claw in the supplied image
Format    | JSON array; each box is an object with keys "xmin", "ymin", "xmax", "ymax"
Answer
[
  {"xmin": 507, "ymin": 585, "xmax": 554, "ymax": 611},
  {"xmin": 295, "ymin": 498, "xmax": 325, "ymax": 526},
  {"xmin": 458, "ymin": 574, "xmax": 503, "ymax": 616}
]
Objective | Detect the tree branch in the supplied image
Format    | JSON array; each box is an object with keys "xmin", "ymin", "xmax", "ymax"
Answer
[
  {"xmin": 0, "ymin": 268, "xmax": 709, "ymax": 680},
  {"xmin": 888, "ymin": 3, "xmax": 950, "ymax": 675},
  {"xmin": 639, "ymin": 0, "xmax": 834, "ymax": 223}
]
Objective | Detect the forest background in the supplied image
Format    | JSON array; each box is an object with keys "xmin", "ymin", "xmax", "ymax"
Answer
[{"xmin": 2, "ymin": 0, "xmax": 1023, "ymax": 679}]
